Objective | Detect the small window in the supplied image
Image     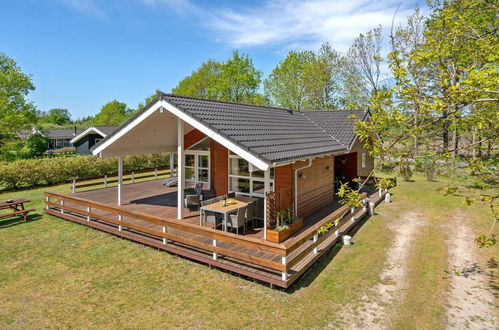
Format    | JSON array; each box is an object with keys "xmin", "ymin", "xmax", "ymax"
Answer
[
  {"xmin": 94, "ymin": 138, "xmax": 102, "ymax": 144},
  {"xmin": 361, "ymin": 152, "xmax": 367, "ymax": 168}
]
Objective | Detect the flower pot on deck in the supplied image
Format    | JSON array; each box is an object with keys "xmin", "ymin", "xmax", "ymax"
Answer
[{"xmin": 266, "ymin": 218, "xmax": 303, "ymax": 243}]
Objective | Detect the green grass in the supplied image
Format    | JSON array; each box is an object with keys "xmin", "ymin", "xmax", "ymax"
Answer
[{"xmin": 0, "ymin": 175, "xmax": 496, "ymax": 328}]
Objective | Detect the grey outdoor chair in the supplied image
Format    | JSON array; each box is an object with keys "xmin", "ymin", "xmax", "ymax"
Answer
[
  {"xmin": 245, "ymin": 201, "xmax": 255, "ymax": 229},
  {"xmin": 184, "ymin": 194, "xmax": 200, "ymax": 212},
  {"xmin": 226, "ymin": 192, "xmax": 236, "ymax": 198},
  {"xmin": 254, "ymin": 198, "xmax": 264, "ymax": 224},
  {"xmin": 227, "ymin": 206, "xmax": 247, "ymax": 235},
  {"xmin": 200, "ymin": 199, "xmax": 222, "ymax": 229}
]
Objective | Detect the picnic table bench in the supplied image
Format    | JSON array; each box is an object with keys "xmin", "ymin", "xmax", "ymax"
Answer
[{"xmin": 0, "ymin": 198, "xmax": 35, "ymax": 222}]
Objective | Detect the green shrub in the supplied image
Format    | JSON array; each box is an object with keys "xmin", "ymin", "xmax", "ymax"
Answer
[
  {"xmin": 399, "ymin": 158, "xmax": 413, "ymax": 181},
  {"xmin": 0, "ymin": 153, "xmax": 170, "ymax": 191}
]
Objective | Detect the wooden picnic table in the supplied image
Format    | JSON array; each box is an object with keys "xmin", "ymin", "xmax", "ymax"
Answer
[
  {"xmin": 0, "ymin": 198, "xmax": 35, "ymax": 222},
  {"xmin": 200, "ymin": 195, "xmax": 258, "ymax": 232}
]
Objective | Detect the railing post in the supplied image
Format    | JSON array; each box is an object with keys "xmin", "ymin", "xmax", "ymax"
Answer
[
  {"xmin": 154, "ymin": 168, "xmax": 158, "ymax": 179},
  {"xmin": 313, "ymin": 234, "xmax": 318, "ymax": 254},
  {"xmin": 379, "ymin": 188, "xmax": 382, "ymax": 197},
  {"xmin": 131, "ymin": 171, "xmax": 135, "ymax": 184},
  {"xmin": 86, "ymin": 206, "xmax": 91, "ymax": 222},
  {"xmin": 212, "ymin": 239, "xmax": 217, "ymax": 260},
  {"xmin": 281, "ymin": 256, "xmax": 287, "ymax": 281},
  {"xmin": 60, "ymin": 200, "xmax": 64, "ymax": 214},
  {"xmin": 163, "ymin": 226, "xmax": 167, "ymax": 245},
  {"xmin": 72, "ymin": 179, "xmax": 76, "ymax": 194},
  {"xmin": 45, "ymin": 196, "xmax": 49, "ymax": 210},
  {"xmin": 104, "ymin": 175, "xmax": 108, "ymax": 188},
  {"xmin": 118, "ymin": 214, "xmax": 123, "ymax": 231}
]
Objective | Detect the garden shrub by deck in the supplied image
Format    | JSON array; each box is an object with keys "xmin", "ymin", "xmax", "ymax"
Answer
[{"xmin": 0, "ymin": 153, "xmax": 170, "ymax": 191}]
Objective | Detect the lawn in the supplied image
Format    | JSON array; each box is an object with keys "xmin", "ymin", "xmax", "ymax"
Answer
[{"xmin": 0, "ymin": 175, "xmax": 496, "ymax": 328}]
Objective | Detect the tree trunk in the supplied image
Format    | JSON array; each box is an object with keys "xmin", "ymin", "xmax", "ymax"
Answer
[
  {"xmin": 472, "ymin": 128, "xmax": 476, "ymax": 159},
  {"xmin": 442, "ymin": 110, "xmax": 449, "ymax": 153}
]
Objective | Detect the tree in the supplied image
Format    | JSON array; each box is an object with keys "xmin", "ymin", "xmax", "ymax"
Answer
[
  {"xmin": 136, "ymin": 89, "xmax": 163, "ymax": 112},
  {"xmin": 264, "ymin": 51, "xmax": 315, "ymax": 110},
  {"xmin": 0, "ymin": 52, "xmax": 37, "ymax": 142},
  {"xmin": 93, "ymin": 100, "xmax": 130, "ymax": 126},
  {"xmin": 354, "ymin": 1, "xmax": 498, "ymax": 247},
  {"xmin": 172, "ymin": 60, "xmax": 222, "ymax": 99},
  {"xmin": 40, "ymin": 108, "xmax": 72, "ymax": 126},
  {"xmin": 216, "ymin": 50, "xmax": 262, "ymax": 103},
  {"xmin": 25, "ymin": 133, "xmax": 49, "ymax": 157},
  {"xmin": 302, "ymin": 43, "xmax": 343, "ymax": 109},
  {"xmin": 343, "ymin": 26, "xmax": 384, "ymax": 108}
]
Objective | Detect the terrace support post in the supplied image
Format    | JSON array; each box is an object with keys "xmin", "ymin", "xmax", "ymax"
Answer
[
  {"xmin": 86, "ymin": 206, "xmax": 91, "ymax": 222},
  {"xmin": 60, "ymin": 200, "xmax": 64, "ymax": 214},
  {"xmin": 212, "ymin": 239, "xmax": 217, "ymax": 260},
  {"xmin": 177, "ymin": 118, "xmax": 185, "ymax": 220},
  {"xmin": 131, "ymin": 171, "xmax": 135, "ymax": 184},
  {"xmin": 45, "ymin": 196, "xmax": 49, "ymax": 210},
  {"xmin": 368, "ymin": 202, "xmax": 375, "ymax": 216},
  {"xmin": 162, "ymin": 226, "xmax": 167, "ymax": 245},
  {"xmin": 170, "ymin": 152, "xmax": 175, "ymax": 177},
  {"xmin": 281, "ymin": 256, "xmax": 287, "ymax": 281},
  {"xmin": 72, "ymin": 179, "xmax": 76, "ymax": 194},
  {"xmin": 263, "ymin": 168, "xmax": 271, "ymax": 240},
  {"xmin": 104, "ymin": 175, "xmax": 108, "ymax": 188},
  {"xmin": 118, "ymin": 214, "xmax": 123, "ymax": 232},
  {"xmin": 117, "ymin": 156, "xmax": 123, "ymax": 206}
]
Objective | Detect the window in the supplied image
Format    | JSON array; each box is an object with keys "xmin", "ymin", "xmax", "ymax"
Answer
[
  {"xmin": 185, "ymin": 141, "xmax": 210, "ymax": 185},
  {"xmin": 94, "ymin": 138, "xmax": 102, "ymax": 145},
  {"xmin": 228, "ymin": 152, "xmax": 274, "ymax": 197},
  {"xmin": 361, "ymin": 152, "xmax": 367, "ymax": 168}
]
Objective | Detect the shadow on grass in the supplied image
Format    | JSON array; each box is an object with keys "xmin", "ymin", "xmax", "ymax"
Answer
[
  {"xmin": 0, "ymin": 213, "xmax": 43, "ymax": 229},
  {"xmin": 285, "ymin": 215, "xmax": 371, "ymax": 294}
]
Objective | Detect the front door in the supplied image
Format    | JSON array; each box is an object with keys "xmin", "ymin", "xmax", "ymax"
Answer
[{"xmin": 185, "ymin": 151, "xmax": 210, "ymax": 186}]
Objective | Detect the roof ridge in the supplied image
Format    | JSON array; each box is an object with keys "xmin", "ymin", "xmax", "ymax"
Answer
[
  {"xmin": 161, "ymin": 93, "xmax": 296, "ymax": 113},
  {"xmin": 300, "ymin": 112, "xmax": 347, "ymax": 149}
]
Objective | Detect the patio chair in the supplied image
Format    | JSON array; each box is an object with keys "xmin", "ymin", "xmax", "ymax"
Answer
[
  {"xmin": 201, "ymin": 189, "xmax": 216, "ymax": 200},
  {"xmin": 200, "ymin": 198, "xmax": 222, "ymax": 229},
  {"xmin": 245, "ymin": 201, "xmax": 255, "ymax": 229},
  {"xmin": 213, "ymin": 195, "xmax": 224, "ymax": 203},
  {"xmin": 184, "ymin": 194, "xmax": 200, "ymax": 212},
  {"xmin": 227, "ymin": 206, "xmax": 247, "ymax": 235},
  {"xmin": 226, "ymin": 192, "xmax": 235, "ymax": 198},
  {"xmin": 254, "ymin": 198, "xmax": 264, "ymax": 224}
]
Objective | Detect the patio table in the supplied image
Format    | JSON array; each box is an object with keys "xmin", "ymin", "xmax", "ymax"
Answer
[{"xmin": 199, "ymin": 196, "xmax": 257, "ymax": 232}]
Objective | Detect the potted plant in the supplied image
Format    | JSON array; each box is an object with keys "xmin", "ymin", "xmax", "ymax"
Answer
[{"xmin": 266, "ymin": 207, "xmax": 304, "ymax": 243}]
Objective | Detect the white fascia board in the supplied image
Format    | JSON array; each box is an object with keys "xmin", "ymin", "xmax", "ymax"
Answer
[
  {"xmin": 92, "ymin": 99, "xmax": 270, "ymax": 171},
  {"xmin": 92, "ymin": 100, "xmax": 163, "ymax": 155},
  {"xmin": 161, "ymin": 100, "xmax": 270, "ymax": 171},
  {"xmin": 71, "ymin": 127, "xmax": 106, "ymax": 144}
]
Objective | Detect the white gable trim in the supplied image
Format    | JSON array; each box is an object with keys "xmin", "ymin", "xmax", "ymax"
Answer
[
  {"xmin": 92, "ymin": 99, "xmax": 270, "ymax": 171},
  {"xmin": 71, "ymin": 127, "xmax": 107, "ymax": 144}
]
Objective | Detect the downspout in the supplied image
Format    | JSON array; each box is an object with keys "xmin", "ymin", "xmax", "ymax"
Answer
[{"xmin": 294, "ymin": 158, "xmax": 312, "ymax": 217}]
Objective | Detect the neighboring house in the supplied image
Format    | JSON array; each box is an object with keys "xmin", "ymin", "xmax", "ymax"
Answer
[
  {"xmin": 45, "ymin": 93, "xmax": 381, "ymax": 288},
  {"xmin": 70, "ymin": 126, "xmax": 118, "ymax": 155},
  {"xmin": 18, "ymin": 128, "xmax": 85, "ymax": 150}
]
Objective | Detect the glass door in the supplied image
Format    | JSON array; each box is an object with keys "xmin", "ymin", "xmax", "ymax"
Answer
[{"xmin": 185, "ymin": 151, "xmax": 210, "ymax": 186}]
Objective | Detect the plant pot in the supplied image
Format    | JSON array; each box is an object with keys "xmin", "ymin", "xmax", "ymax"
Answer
[{"xmin": 266, "ymin": 218, "xmax": 303, "ymax": 243}]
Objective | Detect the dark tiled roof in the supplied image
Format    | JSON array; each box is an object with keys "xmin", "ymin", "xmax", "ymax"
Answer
[
  {"xmin": 162, "ymin": 94, "xmax": 346, "ymax": 163},
  {"xmin": 18, "ymin": 128, "xmax": 84, "ymax": 139},
  {"xmin": 93, "ymin": 93, "xmax": 370, "ymax": 165},
  {"xmin": 302, "ymin": 110, "xmax": 367, "ymax": 147},
  {"xmin": 94, "ymin": 126, "xmax": 119, "ymax": 136}
]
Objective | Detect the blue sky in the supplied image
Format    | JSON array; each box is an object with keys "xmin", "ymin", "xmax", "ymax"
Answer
[{"xmin": 0, "ymin": 0, "xmax": 425, "ymax": 119}]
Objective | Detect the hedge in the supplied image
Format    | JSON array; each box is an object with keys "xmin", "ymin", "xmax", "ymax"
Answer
[{"xmin": 0, "ymin": 153, "xmax": 170, "ymax": 191}]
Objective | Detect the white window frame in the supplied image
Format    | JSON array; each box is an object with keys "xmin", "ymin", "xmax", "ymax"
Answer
[
  {"xmin": 361, "ymin": 152, "xmax": 367, "ymax": 168},
  {"xmin": 228, "ymin": 152, "xmax": 274, "ymax": 197},
  {"xmin": 185, "ymin": 150, "xmax": 210, "ymax": 186}
]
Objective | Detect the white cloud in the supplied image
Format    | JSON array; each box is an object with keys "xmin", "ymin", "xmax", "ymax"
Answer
[
  {"xmin": 60, "ymin": 0, "xmax": 105, "ymax": 17},
  {"xmin": 205, "ymin": 0, "xmax": 421, "ymax": 52}
]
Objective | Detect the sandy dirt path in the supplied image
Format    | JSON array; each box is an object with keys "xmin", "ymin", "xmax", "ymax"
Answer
[
  {"xmin": 445, "ymin": 217, "xmax": 498, "ymax": 329},
  {"xmin": 339, "ymin": 211, "xmax": 424, "ymax": 329}
]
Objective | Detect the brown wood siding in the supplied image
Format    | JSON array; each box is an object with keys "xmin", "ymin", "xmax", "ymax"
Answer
[
  {"xmin": 274, "ymin": 164, "xmax": 294, "ymax": 210},
  {"xmin": 210, "ymin": 140, "xmax": 228, "ymax": 195},
  {"xmin": 293, "ymin": 156, "xmax": 334, "ymax": 219},
  {"xmin": 351, "ymin": 138, "xmax": 374, "ymax": 177},
  {"xmin": 184, "ymin": 129, "xmax": 206, "ymax": 149}
]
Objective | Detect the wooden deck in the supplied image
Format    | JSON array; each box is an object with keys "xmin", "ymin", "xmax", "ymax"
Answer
[{"xmin": 44, "ymin": 179, "xmax": 386, "ymax": 288}]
